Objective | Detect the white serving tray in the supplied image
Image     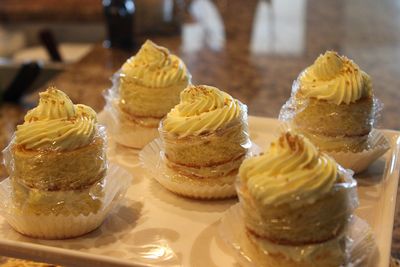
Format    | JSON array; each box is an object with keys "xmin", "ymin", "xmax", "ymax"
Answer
[{"xmin": 0, "ymin": 116, "xmax": 399, "ymax": 267}]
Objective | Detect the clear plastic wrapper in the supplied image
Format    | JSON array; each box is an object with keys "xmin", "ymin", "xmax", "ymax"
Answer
[
  {"xmin": 101, "ymin": 72, "xmax": 160, "ymax": 149},
  {"xmin": 158, "ymin": 106, "xmax": 251, "ymax": 179},
  {"xmin": 306, "ymin": 129, "xmax": 390, "ymax": 173},
  {"xmin": 278, "ymin": 122, "xmax": 390, "ymax": 174},
  {"xmin": 3, "ymin": 126, "xmax": 107, "ymax": 191},
  {"xmin": 139, "ymin": 137, "xmax": 260, "ymax": 200},
  {"xmin": 278, "ymin": 72, "xmax": 389, "ymax": 173},
  {"xmin": 236, "ymin": 166, "xmax": 359, "ymax": 245},
  {"xmin": 140, "ymin": 106, "xmax": 255, "ymax": 199},
  {"xmin": 279, "ymin": 75, "xmax": 382, "ymax": 135},
  {"xmin": 101, "ymin": 70, "xmax": 191, "ymax": 149},
  {"xmin": 219, "ymin": 204, "xmax": 377, "ymax": 267},
  {"xmin": 0, "ymin": 126, "xmax": 131, "ymax": 239}
]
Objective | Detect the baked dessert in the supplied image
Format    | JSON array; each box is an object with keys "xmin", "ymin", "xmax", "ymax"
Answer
[
  {"xmin": 105, "ymin": 39, "xmax": 191, "ymax": 148},
  {"xmin": 4, "ymin": 87, "xmax": 108, "ymax": 237},
  {"xmin": 286, "ymin": 51, "xmax": 374, "ymax": 152},
  {"xmin": 237, "ymin": 132, "xmax": 357, "ymax": 266},
  {"xmin": 244, "ymin": 231, "xmax": 347, "ymax": 267},
  {"xmin": 158, "ymin": 84, "xmax": 250, "ymax": 198}
]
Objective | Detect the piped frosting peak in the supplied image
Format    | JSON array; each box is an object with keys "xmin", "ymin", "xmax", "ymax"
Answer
[
  {"xmin": 121, "ymin": 40, "xmax": 190, "ymax": 88},
  {"xmin": 16, "ymin": 87, "xmax": 97, "ymax": 151},
  {"xmin": 239, "ymin": 132, "xmax": 339, "ymax": 207},
  {"xmin": 299, "ymin": 51, "xmax": 372, "ymax": 105}
]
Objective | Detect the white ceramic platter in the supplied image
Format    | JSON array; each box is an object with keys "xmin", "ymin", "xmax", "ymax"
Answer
[{"xmin": 0, "ymin": 116, "xmax": 398, "ymax": 267}]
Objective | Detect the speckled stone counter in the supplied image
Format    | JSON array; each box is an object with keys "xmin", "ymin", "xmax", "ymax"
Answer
[
  {"xmin": 0, "ymin": 0, "xmax": 102, "ymax": 22},
  {"xmin": 21, "ymin": 0, "xmax": 400, "ymax": 129},
  {"xmin": 1, "ymin": 0, "xmax": 400, "ymax": 262}
]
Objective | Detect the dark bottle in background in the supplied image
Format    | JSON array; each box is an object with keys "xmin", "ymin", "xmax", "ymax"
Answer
[{"xmin": 103, "ymin": 0, "xmax": 137, "ymax": 50}]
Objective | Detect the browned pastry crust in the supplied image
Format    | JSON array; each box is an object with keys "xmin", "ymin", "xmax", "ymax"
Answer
[
  {"xmin": 10, "ymin": 137, "xmax": 107, "ymax": 191},
  {"xmin": 162, "ymin": 119, "xmax": 248, "ymax": 164},
  {"xmin": 293, "ymin": 95, "xmax": 374, "ymax": 137},
  {"xmin": 238, "ymin": 181, "xmax": 351, "ymax": 245}
]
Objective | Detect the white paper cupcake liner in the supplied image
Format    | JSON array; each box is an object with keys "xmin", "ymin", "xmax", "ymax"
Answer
[
  {"xmin": 327, "ymin": 129, "xmax": 390, "ymax": 174},
  {"xmin": 98, "ymin": 108, "xmax": 159, "ymax": 149},
  {"xmin": 0, "ymin": 163, "xmax": 131, "ymax": 239},
  {"xmin": 277, "ymin": 123, "xmax": 390, "ymax": 174},
  {"xmin": 139, "ymin": 138, "xmax": 261, "ymax": 200},
  {"xmin": 151, "ymin": 172, "xmax": 237, "ymax": 200},
  {"xmin": 219, "ymin": 204, "xmax": 377, "ymax": 267}
]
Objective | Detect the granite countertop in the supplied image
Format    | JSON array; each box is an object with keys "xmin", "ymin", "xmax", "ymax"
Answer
[
  {"xmin": 0, "ymin": 0, "xmax": 102, "ymax": 22},
  {"xmin": 18, "ymin": 0, "xmax": 400, "ymax": 130},
  {"xmin": 1, "ymin": 0, "xmax": 400, "ymax": 263}
]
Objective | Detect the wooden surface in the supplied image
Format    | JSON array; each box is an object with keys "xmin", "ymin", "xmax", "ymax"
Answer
[{"xmin": 1, "ymin": 0, "xmax": 400, "ymax": 261}]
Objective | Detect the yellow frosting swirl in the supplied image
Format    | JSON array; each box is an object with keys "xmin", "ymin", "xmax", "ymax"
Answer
[
  {"xmin": 121, "ymin": 40, "xmax": 190, "ymax": 88},
  {"xmin": 15, "ymin": 88, "xmax": 97, "ymax": 151},
  {"xmin": 299, "ymin": 51, "xmax": 372, "ymax": 105},
  {"xmin": 163, "ymin": 85, "xmax": 244, "ymax": 137},
  {"xmin": 239, "ymin": 132, "xmax": 339, "ymax": 207}
]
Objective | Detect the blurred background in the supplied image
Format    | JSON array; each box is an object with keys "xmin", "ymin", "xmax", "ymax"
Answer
[
  {"xmin": 1, "ymin": 0, "xmax": 399, "ymax": 130},
  {"xmin": 0, "ymin": 0, "xmax": 187, "ymax": 91},
  {"xmin": 1, "ymin": 0, "xmax": 400, "ymax": 264}
]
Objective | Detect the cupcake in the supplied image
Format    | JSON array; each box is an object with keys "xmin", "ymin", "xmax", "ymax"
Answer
[
  {"xmin": 237, "ymin": 132, "xmax": 358, "ymax": 266},
  {"xmin": 3, "ymin": 87, "xmax": 108, "ymax": 238},
  {"xmin": 104, "ymin": 40, "xmax": 191, "ymax": 148},
  {"xmin": 158, "ymin": 85, "xmax": 251, "ymax": 198},
  {"xmin": 282, "ymin": 51, "xmax": 374, "ymax": 153}
]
